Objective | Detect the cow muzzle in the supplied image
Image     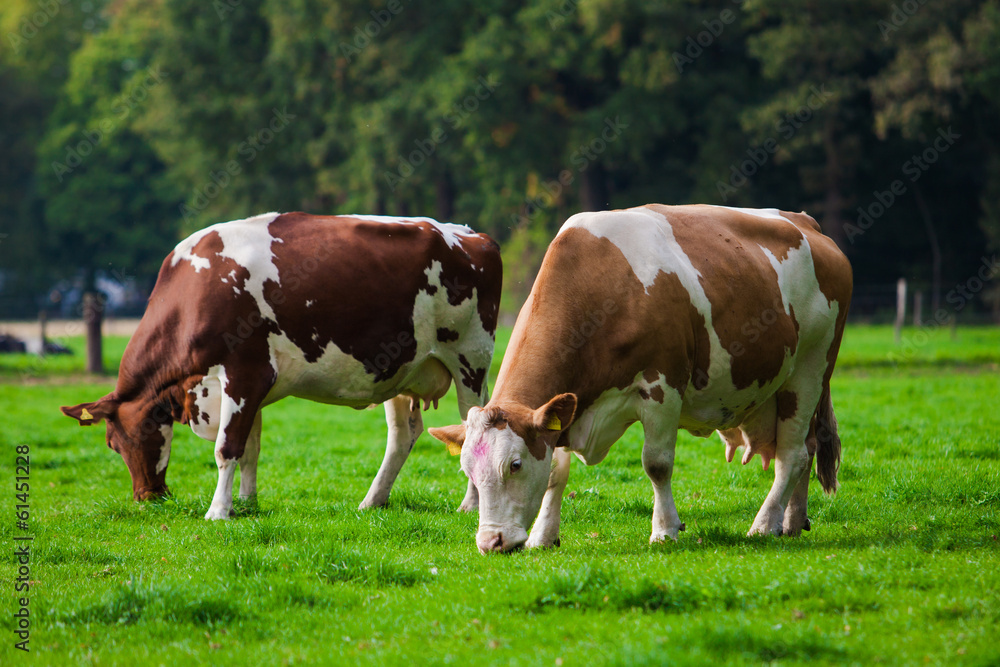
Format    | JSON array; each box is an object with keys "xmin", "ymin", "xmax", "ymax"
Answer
[
  {"xmin": 476, "ymin": 526, "xmax": 528, "ymax": 554},
  {"xmin": 134, "ymin": 484, "xmax": 170, "ymax": 501}
]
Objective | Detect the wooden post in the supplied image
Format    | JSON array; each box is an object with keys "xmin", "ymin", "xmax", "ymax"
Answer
[
  {"xmin": 83, "ymin": 292, "xmax": 104, "ymax": 375},
  {"xmin": 894, "ymin": 278, "xmax": 907, "ymax": 343},
  {"xmin": 38, "ymin": 310, "xmax": 47, "ymax": 358},
  {"xmin": 913, "ymin": 290, "xmax": 923, "ymax": 327}
]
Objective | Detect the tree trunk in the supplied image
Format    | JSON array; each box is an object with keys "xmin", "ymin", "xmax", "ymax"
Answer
[
  {"xmin": 579, "ymin": 162, "xmax": 608, "ymax": 212},
  {"xmin": 38, "ymin": 310, "xmax": 47, "ymax": 359},
  {"xmin": 820, "ymin": 115, "xmax": 847, "ymax": 249},
  {"xmin": 83, "ymin": 292, "xmax": 104, "ymax": 375},
  {"xmin": 913, "ymin": 184, "xmax": 942, "ymax": 314},
  {"xmin": 435, "ymin": 170, "xmax": 455, "ymax": 222}
]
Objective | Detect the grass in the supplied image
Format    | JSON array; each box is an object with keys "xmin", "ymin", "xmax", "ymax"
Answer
[
  {"xmin": 1, "ymin": 324, "xmax": 998, "ymax": 665},
  {"xmin": 0, "ymin": 334, "xmax": 128, "ymax": 380}
]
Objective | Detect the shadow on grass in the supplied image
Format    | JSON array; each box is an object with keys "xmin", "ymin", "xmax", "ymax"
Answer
[
  {"xmin": 527, "ymin": 565, "xmax": 738, "ymax": 615},
  {"xmin": 576, "ymin": 519, "xmax": 1000, "ymax": 558},
  {"xmin": 837, "ymin": 358, "xmax": 1000, "ymax": 371},
  {"xmin": 93, "ymin": 493, "xmax": 275, "ymax": 521},
  {"xmin": 220, "ymin": 520, "xmax": 298, "ymax": 547},
  {"xmin": 315, "ymin": 544, "xmax": 431, "ymax": 587},
  {"xmin": 231, "ymin": 547, "xmax": 293, "ymax": 577},
  {"xmin": 382, "ymin": 488, "xmax": 450, "ymax": 513},
  {"xmin": 34, "ymin": 542, "xmax": 126, "ymax": 566},
  {"xmin": 956, "ymin": 447, "xmax": 1000, "ymax": 461},
  {"xmin": 702, "ymin": 626, "xmax": 847, "ymax": 663},
  {"xmin": 57, "ymin": 575, "xmax": 244, "ymax": 627}
]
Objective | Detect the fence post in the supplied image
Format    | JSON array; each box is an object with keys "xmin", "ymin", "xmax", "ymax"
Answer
[
  {"xmin": 895, "ymin": 278, "xmax": 907, "ymax": 343},
  {"xmin": 83, "ymin": 292, "xmax": 104, "ymax": 375},
  {"xmin": 38, "ymin": 310, "xmax": 47, "ymax": 358},
  {"xmin": 913, "ymin": 290, "xmax": 923, "ymax": 327}
]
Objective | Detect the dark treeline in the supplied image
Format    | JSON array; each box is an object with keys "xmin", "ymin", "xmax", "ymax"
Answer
[{"xmin": 1, "ymin": 0, "xmax": 998, "ymax": 319}]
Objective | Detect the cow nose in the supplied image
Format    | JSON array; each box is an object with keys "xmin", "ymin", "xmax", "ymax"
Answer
[{"xmin": 478, "ymin": 532, "xmax": 505, "ymax": 553}]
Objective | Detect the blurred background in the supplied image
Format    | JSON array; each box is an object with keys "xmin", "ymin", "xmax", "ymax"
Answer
[{"xmin": 1, "ymin": 0, "xmax": 998, "ymax": 326}]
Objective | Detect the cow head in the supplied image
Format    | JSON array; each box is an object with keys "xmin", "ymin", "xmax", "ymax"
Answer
[
  {"xmin": 61, "ymin": 394, "xmax": 174, "ymax": 501},
  {"xmin": 430, "ymin": 393, "xmax": 576, "ymax": 553}
]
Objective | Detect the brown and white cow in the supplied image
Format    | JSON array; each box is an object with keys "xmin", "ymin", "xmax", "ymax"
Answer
[
  {"xmin": 62, "ymin": 212, "xmax": 501, "ymax": 519},
  {"xmin": 430, "ymin": 204, "xmax": 851, "ymax": 553}
]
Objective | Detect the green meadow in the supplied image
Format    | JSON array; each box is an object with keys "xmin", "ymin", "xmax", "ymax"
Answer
[{"xmin": 1, "ymin": 325, "xmax": 998, "ymax": 665}]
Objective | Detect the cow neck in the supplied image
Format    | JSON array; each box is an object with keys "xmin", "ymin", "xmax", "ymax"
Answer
[
  {"xmin": 490, "ymin": 296, "xmax": 581, "ymax": 412},
  {"xmin": 114, "ymin": 317, "xmax": 186, "ymax": 406}
]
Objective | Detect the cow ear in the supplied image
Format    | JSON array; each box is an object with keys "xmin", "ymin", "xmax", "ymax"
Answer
[
  {"xmin": 61, "ymin": 395, "xmax": 118, "ymax": 426},
  {"xmin": 533, "ymin": 393, "xmax": 577, "ymax": 435},
  {"xmin": 428, "ymin": 424, "xmax": 467, "ymax": 456}
]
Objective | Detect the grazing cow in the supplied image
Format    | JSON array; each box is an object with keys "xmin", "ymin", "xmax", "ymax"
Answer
[
  {"xmin": 62, "ymin": 212, "xmax": 501, "ymax": 519},
  {"xmin": 430, "ymin": 204, "xmax": 851, "ymax": 553}
]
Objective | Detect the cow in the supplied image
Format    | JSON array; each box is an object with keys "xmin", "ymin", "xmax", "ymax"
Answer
[
  {"xmin": 62, "ymin": 212, "xmax": 501, "ymax": 520},
  {"xmin": 429, "ymin": 204, "xmax": 852, "ymax": 553}
]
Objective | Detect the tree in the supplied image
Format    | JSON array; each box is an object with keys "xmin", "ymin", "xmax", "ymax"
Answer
[
  {"xmin": 34, "ymin": 1, "xmax": 181, "ymax": 369},
  {"xmin": 869, "ymin": 0, "xmax": 999, "ymax": 312},
  {"xmin": 0, "ymin": 0, "xmax": 109, "ymax": 318}
]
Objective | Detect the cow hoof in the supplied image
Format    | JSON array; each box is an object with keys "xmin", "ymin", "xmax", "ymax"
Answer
[
  {"xmin": 781, "ymin": 517, "xmax": 809, "ymax": 537},
  {"xmin": 358, "ymin": 498, "xmax": 388, "ymax": 510},
  {"xmin": 747, "ymin": 513, "xmax": 784, "ymax": 537},
  {"xmin": 457, "ymin": 501, "xmax": 478, "ymax": 513},
  {"xmin": 679, "ymin": 522, "xmax": 686, "ymax": 532},
  {"xmin": 803, "ymin": 518, "xmax": 811, "ymax": 531},
  {"xmin": 525, "ymin": 535, "xmax": 560, "ymax": 549},
  {"xmin": 204, "ymin": 507, "xmax": 231, "ymax": 521}
]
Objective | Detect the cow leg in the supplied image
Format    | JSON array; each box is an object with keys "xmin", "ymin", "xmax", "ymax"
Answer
[
  {"xmin": 455, "ymin": 377, "xmax": 484, "ymax": 513},
  {"xmin": 457, "ymin": 474, "xmax": 479, "ymax": 512},
  {"xmin": 782, "ymin": 416, "xmax": 818, "ymax": 535},
  {"xmin": 748, "ymin": 387, "xmax": 818, "ymax": 536},
  {"xmin": 782, "ymin": 452, "xmax": 814, "ymax": 536},
  {"xmin": 206, "ymin": 404, "xmax": 261, "ymax": 521},
  {"xmin": 526, "ymin": 447, "xmax": 572, "ymax": 549},
  {"xmin": 237, "ymin": 412, "xmax": 262, "ymax": 501},
  {"xmin": 642, "ymin": 423, "xmax": 683, "ymax": 543},
  {"xmin": 360, "ymin": 395, "xmax": 422, "ymax": 509}
]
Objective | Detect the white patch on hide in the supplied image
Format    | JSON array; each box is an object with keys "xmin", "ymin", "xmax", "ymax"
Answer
[
  {"xmin": 703, "ymin": 205, "xmax": 787, "ymax": 221},
  {"xmin": 343, "ymin": 214, "xmax": 479, "ymax": 250},
  {"xmin": 156, "ymin": 425, "xmax": 172, "ymax": 474}
]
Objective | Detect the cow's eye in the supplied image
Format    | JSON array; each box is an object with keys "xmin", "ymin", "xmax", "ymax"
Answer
[{"xmin": 510, "ymin": 459, "xmax": 522, "ymax": 473}]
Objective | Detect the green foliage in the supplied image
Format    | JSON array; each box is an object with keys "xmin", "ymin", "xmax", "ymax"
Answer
[
  {"xmin": 0, "ymin": 333, "xmax": 128, "ymax": 379},
  {"xmin": 316, "ymin": 545, "xmax": 430, "ymax": 587},
  {"xmin": 61, "ymin": 575, "xmax": 244, "ymax": 627},
  {"xmin": 2, "ymin": 0, "xmax": 1000, "ymax": 316},
  {"xmin": 32, "ymin": 1, "xmax": 182, "ymax": 289}
]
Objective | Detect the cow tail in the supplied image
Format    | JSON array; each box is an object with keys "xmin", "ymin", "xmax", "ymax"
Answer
[{"xmin": 814, "ymin": 383, "xmax": 841, "ymax": 494}]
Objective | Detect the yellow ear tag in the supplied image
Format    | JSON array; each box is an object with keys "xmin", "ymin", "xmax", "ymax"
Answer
[
  {"xmin": 446, "ymin": 442, "xmax": 463, "ymax": 456},
  {"xmin": 80, "ymin": 408, "xmax": 94, "ymax": 422},
  {"xmin": 545, "ymin": 415, "xmax": 561, "ymax": 431}
]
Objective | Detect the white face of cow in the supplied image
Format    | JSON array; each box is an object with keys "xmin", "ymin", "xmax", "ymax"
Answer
[
  {"xmin": 461, "ymin": 407, "xmax": 553, "ymax": 553},
  {"xmin": 432, "ymin": 394, "xmax": 577, "ymax": 554}
]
